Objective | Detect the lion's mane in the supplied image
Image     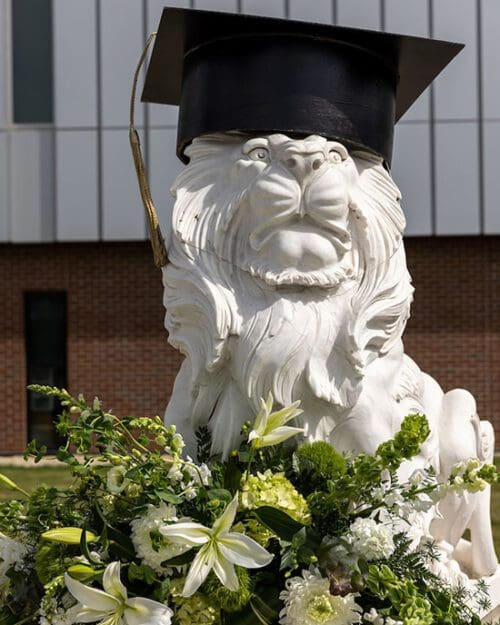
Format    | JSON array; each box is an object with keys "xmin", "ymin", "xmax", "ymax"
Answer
[{"xmin": 163, "ymin": 134, "xmax": 414, "ymax": 456}]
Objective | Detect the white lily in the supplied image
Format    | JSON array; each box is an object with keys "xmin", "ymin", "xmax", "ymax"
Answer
[
  {"xmin": 160, "ymin": 495, "xmax": 273, "ymax": 597},
  {"xmin": 64, "ymin": 561, "xmax": 172, "ymax": 625},
  {"xmin": 248, "ymin": 393, "xmax": 304, "ymax": 449}
]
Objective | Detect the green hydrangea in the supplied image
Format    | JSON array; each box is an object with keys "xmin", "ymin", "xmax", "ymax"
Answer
[
  {"xmin": 203, "ymin": 567, "xmax": 252, "ymax": 612},
  {"xmin": 169, "ymin": 579, "xmax": 221, "ymax": 625},
  {"xmin": 240, "ymin": 470, "xmax": 311, "ymax": 524},
  {"xmin": 233, "ymin": 519, "xmax": 274, "ymax": 547}
]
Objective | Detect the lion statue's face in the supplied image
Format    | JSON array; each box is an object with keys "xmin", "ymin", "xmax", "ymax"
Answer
[{"xmin": 227, "ymin": 134, "xmax": 357, "ymax": 287}]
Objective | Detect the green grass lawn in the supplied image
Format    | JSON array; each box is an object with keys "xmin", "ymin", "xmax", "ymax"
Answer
[{"xmin": 0, "ymin": 459, "xmax": 499, "ymax": 553}]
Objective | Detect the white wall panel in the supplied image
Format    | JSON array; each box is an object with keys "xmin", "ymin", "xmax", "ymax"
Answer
[
  {"xmin": 241, "ymin": 0, "xmax": 285, "ymax": 18},
  {"xmin": 482, "ymin": 0, "xmax": 500, "ymax": 119},
  {"xmin": 11, "ymin": 130, "xmax": 55, "ymax": 242},
  {"xmin": 53, "ymin": 1, "xmax": 97, "ymax": 127},
  {"xmin": 392, "ymin": 123, "xmax": 432, "ymax": 236},
  {"xmin": 149, "ymin": 128, "xmax": 185, "ymax": 238},
  {"xmin": 434, "ymin": 122, "xmax": 480, "ymax": 235},
  {"xmin": 0, "ymin": 0, "xmax": 8, "ymax": 126},
  {"xmin": 194, "ymin": 0, "xmax": 238, "ymax": 11},
  {"xmin": 336, "ymin": 0, "xmax": 381, "ymax": 30},
  {"xmin": 147, "ymin": 0, "xmax": 189, "ymax": 128},
  {"xmin": 56, "ymin": 131, "xmax": 99, "ymax": 241},
  {"xmin": 432, "ymin": 0, "xmax": 477, "ymax": 120},
  {"xmin": 0, "ymin": 133, "xmax": 8, "ymax": 240},
  {"xmin": 100, "ymin": 1, "xmax": 144, "ymax": 128},
  {"xmin": 483, "ymin": 122, "xmax": 500, "ymax": 233},
  {"xmin": 385, "ymin": 0, "xmax": 429, "ymax": 122},
  {"xmin": 102, "ymin": 129, "xmax": 146, "ymax": 240},
  {"xmin": 288, "ymin": 0, "xmax": 332, "ymax": 23}
]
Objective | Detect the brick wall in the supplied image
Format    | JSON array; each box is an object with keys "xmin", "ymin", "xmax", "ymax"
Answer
[{"xmin": 0, "ymin": 237, "xmax": 498, "ymax": 453}]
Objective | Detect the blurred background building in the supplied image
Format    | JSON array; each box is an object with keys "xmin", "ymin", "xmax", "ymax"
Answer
[{"xmin": 0, "ymin": 0, "xmax": 499, "ymax": 453}]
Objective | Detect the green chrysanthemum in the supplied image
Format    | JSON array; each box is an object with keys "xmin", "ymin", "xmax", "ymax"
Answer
[
  {"xmin": 203, "ymin": 567, "xmax": 252, "ymax": 613},
  {"xmin": 35, "ymin": 541, "xmax": 73, "ymax": 585},
  {"xmin": 240, "ymin": 470, "xmax": 311, "ymax": 524},
  {"xmin": 170, "ymin": 578, "xmax": 221, "ymax": 625}
]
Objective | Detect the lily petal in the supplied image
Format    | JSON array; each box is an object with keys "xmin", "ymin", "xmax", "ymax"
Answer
[
  {"xmin": 251, "ymin": 398, "xmax": 269, "ymax": 435},
  {"xmin": 212, "ymin": 496, "xmax": 238, "ymax": 535},
  {"xmin": 124, "ymin": 597, "xmax": 173, "ymax": 625},
  {"xmin": 218, "ymin": 533, "xmax": 274, "ymax": 568},
  {"xmin": 160, "ymin": 522, "xmax": 210, "ymax": 545},
  {"xmin": 73, "ymin": 608, "xmax": 113, "ymax": 623},
  {"xmin": 253, "ymin": 426, "xmax": 304, "ymax": 448},
  {"xmin": 182, "ymin": 543, "xmax": 214, "ymax": 597},
  {"xmin": 64, "ymin": 573, "xmax": 120, "ymax": 614},
  {"xmin": 266, "ymin": 403, "xmax": 303, "ymax": 431},
  {"xmin": 102, "ymin": 561, "xmax": 127, "ymax": 602},
  {"xmin": 212, "ymin": 553, "xmax": 239, "ymax": 591},
  {"xmin": 265, "ymin": 391, "xmax": 273, "ymax": 413}
]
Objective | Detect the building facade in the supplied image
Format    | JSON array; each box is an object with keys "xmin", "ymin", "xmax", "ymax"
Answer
[{"xmin": 1, "ymin": 0, "xmax": 499, "ymax": 452}]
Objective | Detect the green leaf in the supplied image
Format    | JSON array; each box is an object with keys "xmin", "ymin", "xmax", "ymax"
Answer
[
  {"xmin": 162, "ymin": 550, "xmax": 195, "ymax": 566},
  {"xmin": 249, "ymin": 594, "xmax": 279, "ymax": 625},
  {"xmin": 253, "ymin": 506, "xmax": 304, "ymax": 542},
  {"xmin": 41, "ymin": 527, "xmax": 97, "ymax": 545},
  {"xmin": 207, "ymin": 488, "xmax": 232, "ymax": 502},
  {"xmin": 157, "ymin": 491, "xmax": 184, "ymax": 504}
]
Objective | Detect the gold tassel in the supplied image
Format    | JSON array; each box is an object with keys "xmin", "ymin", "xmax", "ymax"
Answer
[{"xmin": 129, "ymin": 33, "xmax": 168, "ymax": 268}]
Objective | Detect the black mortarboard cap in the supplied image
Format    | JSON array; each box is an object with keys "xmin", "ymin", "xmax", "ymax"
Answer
[{"xmin": 142, "ymin": 7, "xmax": 463, "ymax": 165}]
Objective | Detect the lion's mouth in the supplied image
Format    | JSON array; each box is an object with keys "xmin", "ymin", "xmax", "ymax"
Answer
[{"xmin": 249, "ymin": 213, "xmax": 352, "ymax": 256}]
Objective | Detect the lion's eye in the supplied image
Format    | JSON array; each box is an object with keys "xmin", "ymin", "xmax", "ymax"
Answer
[
  {"xmin": 329, "ymin": 150, "xmax": 343, "ymax": 164},
  {"xmin": 247, "ymin": 147, "xmax": 270, "ymax": 162}
]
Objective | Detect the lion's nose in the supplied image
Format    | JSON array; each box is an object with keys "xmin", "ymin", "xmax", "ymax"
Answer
[{"xmin": 285, "ymin": 151, "xmax": 326, "ymax": 183}]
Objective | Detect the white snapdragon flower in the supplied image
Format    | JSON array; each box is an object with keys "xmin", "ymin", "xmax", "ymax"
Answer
[
  {"xmin": 363, "ymin": 608, "xmax": 402, "ymax": 625},
  {"xmin": 279, "ymin": 568, "xmax": 362, "ymax": 625},
  {"xmin": 167, "ymin": 459, "xmax": 184, "ymax": 484},
  {"xmin": 106, "ymin": 465, "xmax": 130, "ymax": 495},
  {"xmin": 347, "ymin": 518, "xmax": 395, "ymax": 561},
  {"xmin": 130, "ymin": 503, "xmax": 189, "ymax": 574},
  {"xmin": 0, "ymin": 533, "xmax": 28, "ymax": 589},
  {"xmin": 160, "ymin": 495, "xmax": 273, "ymax": 596},
  {"xmin": 65, "ymin": 561, "xmax": 172, "ymax": 625}
]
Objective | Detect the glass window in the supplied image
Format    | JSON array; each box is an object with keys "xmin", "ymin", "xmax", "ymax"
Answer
[
  {"xmin": 12, "ymin": 0, "xmax": 54, "ymax": 123},
  {"xmin": 25, "ymin": 291, "xmax": 66, "ymax": 450}
]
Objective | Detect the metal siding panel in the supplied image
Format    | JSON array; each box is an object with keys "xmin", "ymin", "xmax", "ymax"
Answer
[
  {"xmin": 336, "ymin": 0, "xmax": 381, "ymax": 29},
  {"xmin": 147, "ymin": 0, "xmax": 189, "ymax": 127},
  {"xmin": 149, "ymin": 127, "xmax": 185, "ymax": 238},
  {"xmin": 433, "ymin": 0, "xmax": 477, "ymax": 120},
  {"xmin": 241, "ymin": 0, "xmax": 285, "ymax": 18},
  {"xmin": 392, "ymin": 123, "xmax": 432, "ymax": 236},
  {"xmin": 0, "ymin": 0, "xmax": 7, "ymax": 126},
  {"xmin": 483, "ymin": 121, "xmax": 500, "ymax": 233},
  {"xmin": 482, "ymin": 0, "xmax": 500, "ymax": 119},
  {"xmin": 194, "ymin": 0, "xmax": 238, "ymax": 10},
  {"xmin": 11, "ymin": 130, "xmax": 55, "ymax": 242},
  {"xmin": 434, "ymin": 122, "xmax": 480, "ymax": 235},
  {"xmin": 53, "ymin": 0, "xmax": 97, "ymax": 127},
  {"xmin": 56, "ymin": 130, "xmax": 99, "ymax": 241},
  {"xmin": 384, "ymin": 0, "xmax": 429, "ymax": 122},
  {"xmin": 288, "ymin": 0, "xmax": 333, "ymax": 23},
  {"xmin": 0, "ymin": 133, "xmax": 8, "ymax": 240},
  {"xmin": 100, "ymin": 0, "xmax": 144, "ymax": 128},
  {"xmin": 102, "ymin": 129, "xmax": 146, "ymax": 240}
]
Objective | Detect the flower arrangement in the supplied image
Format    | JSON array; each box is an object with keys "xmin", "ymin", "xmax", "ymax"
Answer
[{"xmin": 0, "ymin": 386, "xmax": 497, "ymax": 625}]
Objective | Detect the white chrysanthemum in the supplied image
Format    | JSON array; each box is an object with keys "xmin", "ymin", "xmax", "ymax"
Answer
[
  {"xmin": 0, "ymin": 533, "xmax": 28, "ymax": 587},
  {"xmin": 347, "ymin": 518, "xmax": 395, "ymax": 561},
  {"xmin": 130, "ymin": 503, "xmax": 189, "ymax": 574},
  {"xmin": 279, "ymin": 568, "xmax": 361, "ymax": 625}
]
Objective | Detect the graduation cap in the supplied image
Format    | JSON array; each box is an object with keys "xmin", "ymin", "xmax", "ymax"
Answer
[{"xmin": 142, "ymin": 7, "xmax": 463, "ymax": 165}]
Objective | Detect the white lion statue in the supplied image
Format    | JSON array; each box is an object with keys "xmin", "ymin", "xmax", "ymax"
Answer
[{"xmin": 161, "ymin": 133, "xmax": 497, "ymax": 582}]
